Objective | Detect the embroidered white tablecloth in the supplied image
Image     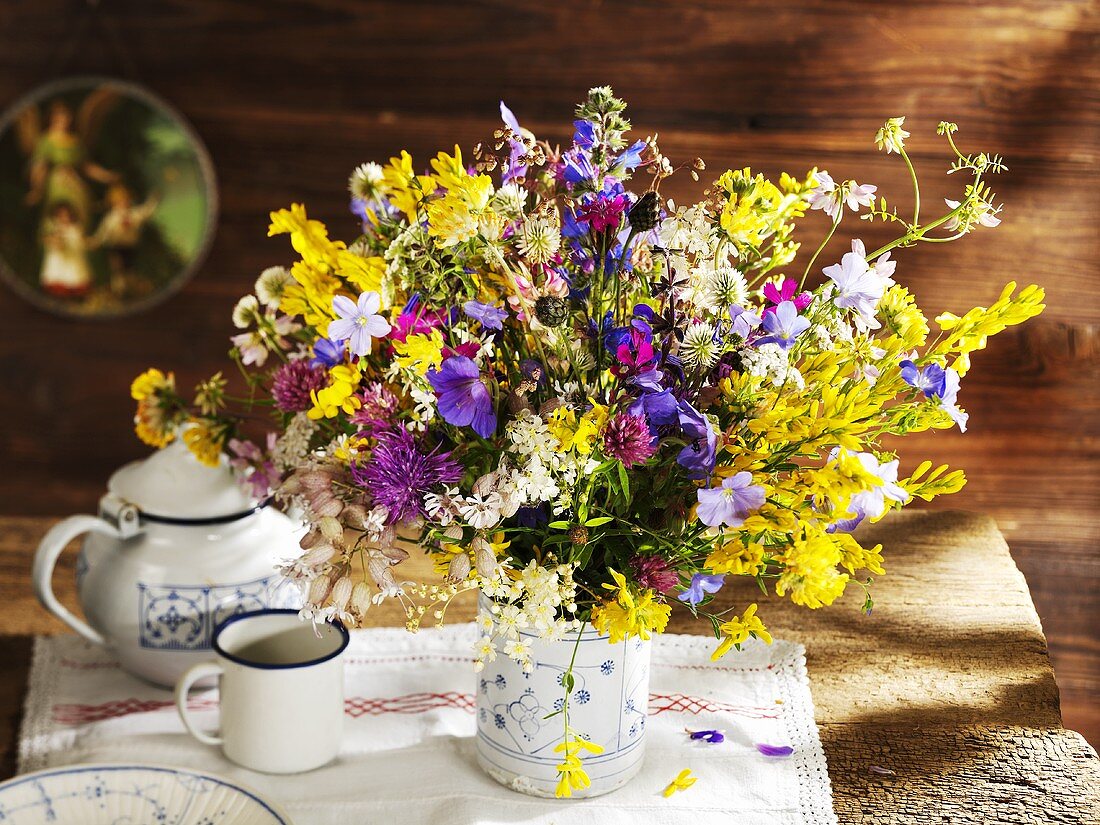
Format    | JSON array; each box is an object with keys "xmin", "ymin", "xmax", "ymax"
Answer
[{"xmin": 19, "ymin": 626, "xmax": 837, "ymax": 824}]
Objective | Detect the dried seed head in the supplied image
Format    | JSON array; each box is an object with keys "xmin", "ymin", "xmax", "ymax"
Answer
[
  {"xmin": 569, "ymin": 525, "xmax": 589, "ymax": 546},
  {"xmin": 318, "ymin": 516, "xmax": 344, "ymax": 542},
  {"xmin": 350, "ymin": 581, "xmax": 372, "ymax": 616}
]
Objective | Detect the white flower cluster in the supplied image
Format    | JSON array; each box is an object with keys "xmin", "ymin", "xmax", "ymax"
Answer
[
  {"xmin": 475, "ymin": 559, "xmax": 582, "ymax": 673},
  {"xmin": 740, "ymin": 342, "xmax": 806, "ymax": 390},
  {"xmin": 503, "ymin": 410, "xmax": 599, "ymax": 513},
  {"xmin": 659, "ymin": 201, "xmax": 717, "ymax": 259}
]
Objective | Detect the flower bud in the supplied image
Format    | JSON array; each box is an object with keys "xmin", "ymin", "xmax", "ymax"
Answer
[
  {"xmin": 301, "ymin": 543, "xmax": 336, "ymax": 567},
  {"xmin": 350, "ymin": 581, "xmax": 372, "ymax": 616},
  {"xmin": 628, "ymin": 190, "xmax": 660, "ymax": 232},
  {"xmin": 341, "ymin": 503, "xmax": 368, "ymax": 530},
  {"xmin": 318, "ymin": 516, "xmax": 344, "ymax": 542},
  {"xmin": 308, "ymin": 573, "xmax": 333, "ymax": 604},
  {"xmin": 534, "ymin": 295, "xmax": 569, "ymax": 327},
  {"xmin": 447, "ymin": 552, "xmax": 471, "ymax": 582},
  {"xmin": 443, "ymin": 524, "xmax": 464, "ymax": 541},
  {"xmin": 298, "ymin": 470, "xmax": 334, "ymax": 492},
  {"xmin": 299, "ymin": 527, "xmax": 321, "ymax": 550},
  {"xmin": 311, "ymin": 493, "xmax": 344, "ymax": 518},
  {"xmin": 472, "ymin": 536, "xmax": 499, "ymax": 579},
  {"xmin": 329, "ymin": 575, "xmax": 353, "ymax": 611}
]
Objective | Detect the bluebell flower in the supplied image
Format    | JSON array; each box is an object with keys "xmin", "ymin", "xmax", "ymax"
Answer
[
  {"xmin": 676, "ymin": 400, "xmax": 717, "ymax": 479},
  {"xmin": 573, "ymin": 119, "xmax": 597, "ymax": 149},
  {"xmin": 562, "ymin": 148, "xmax": 598, "ymax": 185},
  {"xmin": 310, "ymin": 337, "xmax": 346, "ymax": 368},
  {"xmin": 629, "ymin": 388, "xmax": 679, "ymax": 435},
  {"xmin": 613, "ymin": 139, "xmax": 647, "ymax": 172},
  {"xmin": 677, "ymin": 573, "xmax": 726, "ymax": 606},
  {"xmin": 463, "ymin": 300, "xmax": 508, "ymax": 330}
]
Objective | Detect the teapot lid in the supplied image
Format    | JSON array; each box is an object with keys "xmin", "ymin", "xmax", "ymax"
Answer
[{"xmin": 108, "ymin": 439, "xmax": 258, "ymax": 520}]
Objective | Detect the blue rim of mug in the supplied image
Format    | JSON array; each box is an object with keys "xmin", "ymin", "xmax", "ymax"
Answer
[{"xmin": 212, "ymin": 608, "xmax": 350, "ymax": 670}]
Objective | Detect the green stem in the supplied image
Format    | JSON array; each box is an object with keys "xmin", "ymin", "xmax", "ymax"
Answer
[
  {"xmin": 797, "ymin": 211, "xmax": 842, "ymax": 290},
  {"xmin": 899, "ymin": 146, "xmax": 920, "ymax": 228}
]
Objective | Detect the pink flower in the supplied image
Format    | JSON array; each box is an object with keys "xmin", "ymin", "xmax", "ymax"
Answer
[
  {"xmin": 603, "ymin": 413, "xmax": 655, "ymax": 468},
  {"xmin": 762, "ymin": 277, "xmax": 812, "ymax": 315},
  {"xmin": 630, "ymin": 553, "xmax": 679, "ymax": 593},
  {"xmin": 271, "ymin": 360, "xmax": 328, "ymax": 413}
]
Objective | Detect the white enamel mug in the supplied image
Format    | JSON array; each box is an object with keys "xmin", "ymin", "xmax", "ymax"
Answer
[{"xmin": 175, "ymin": 608, "xmax": 349, "ymax": 774}]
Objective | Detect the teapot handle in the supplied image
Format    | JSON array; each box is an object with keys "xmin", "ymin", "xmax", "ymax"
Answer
[{"xmin": 32, "ymin": 516, "xmax": 118, "ymax": 646}]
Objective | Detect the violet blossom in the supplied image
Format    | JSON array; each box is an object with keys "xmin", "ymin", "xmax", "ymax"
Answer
[
  {"xmin": 310, "ymin": 337, "xmax": 345, "ymax": 368},
  {"xmin": 823, "ymin": 242, "xmax": 893, "ymax": 329},
  {"xmin": 827, "ymin": 449, "xmax": 910, "ymax": 533},
  {"xmin": 427, "ymin": 356, "xmax": 497, "ymax": 438},
  {"xmin": 463, "ymin": 300, "xmax": 508, "ymax": 330},
  {"xmin": 676, "ymin": 400, "xmax": 718, "ymax": 479},
  {"xmin": 762, "ymin": 277, "xmax": 812, "ymax": 314},
  {"xmin": 677, "ymin": 573, "xmax": 726, "ymax": 605},
  {"xmin": 603, "ymin": 413, "xmax": 656, "ymax": 468},
  {"xmin": 630, "ymin": 553, "xmax": 679, "ymax": 593},
  {"xmin": 696, "ymin": 472, "xmax": 766, "ymax": 528},
  {"xmin": 756, "ymin": 301, "xmax": 810, "ymax": 351},
  {"xmin": 328, "ymin": 291, "xmax": 391, "ymax": 357},
  {"xmin": 271, "ymin": 359, "xmax": 328, "ymax": 413}
]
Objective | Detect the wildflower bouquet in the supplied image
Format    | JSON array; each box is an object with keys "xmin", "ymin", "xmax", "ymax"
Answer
[{"xmin": 132, "ymin": 87, "xmax": 1043, "ymax": 795}]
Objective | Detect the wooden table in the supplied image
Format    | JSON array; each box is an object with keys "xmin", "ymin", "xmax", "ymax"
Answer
[{"xmin": 1, "ymin": 512, "xmax": 1097, "ymax": 822}]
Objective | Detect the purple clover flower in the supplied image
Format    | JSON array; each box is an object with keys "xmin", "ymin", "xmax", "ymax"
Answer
[
  {"xmin": 756, "ymin": 301, "xmax": 810, "ymax": 351},
  {"xmin": 696, "ymin": 472, "xmax": 766, "ymax": 528},
  {"xmin": 427, "ymin": 356, "xmax": 497, "ymax": 438}
]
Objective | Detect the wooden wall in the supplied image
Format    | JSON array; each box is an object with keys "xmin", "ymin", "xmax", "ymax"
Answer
[{"xmin": 0, "ymin": 0, "xmax": 1096, "ymax": 742}]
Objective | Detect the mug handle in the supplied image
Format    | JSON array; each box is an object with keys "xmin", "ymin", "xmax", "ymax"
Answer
[
  {"xmin": 32, "ymin": 515, "xmax": 119, "ymax": 646},
  {"xmin": 175, "ymin": 662, "xmax": 224, "ymax": 746}
]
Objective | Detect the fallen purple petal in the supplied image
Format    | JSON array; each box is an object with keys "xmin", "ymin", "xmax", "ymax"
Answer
[
  {"xmin": 869, "ymin": 765, "xmax": 896, "ymax": 776},
  {"xmin": 688, "ymin": 729, "xmax": 725, "ymax": 744},
  {"xmin": 756, "ymin": 743, "xmax": 795, "ymax": 757}
]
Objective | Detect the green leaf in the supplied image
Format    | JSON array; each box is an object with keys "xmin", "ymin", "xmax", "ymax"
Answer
[
  {"xmin": 617, "ymin": 463, "xmax": 630, "ymax": 499},
  {"xmin": 584, "ymin": 516, "xmax": 614, "ymax": 527},
  {"xmin": 562, "ymin": 671, "xmax": 576, "ymax": 692},
  {"xmin": 547, "ymin": 521, "xmax": 571, "ymax": 530}
]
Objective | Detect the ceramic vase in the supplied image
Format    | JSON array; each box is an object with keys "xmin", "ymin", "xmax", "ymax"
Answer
[{"xmin": 474, "ymin": 620, "xmax": 651, "ymax": 798}]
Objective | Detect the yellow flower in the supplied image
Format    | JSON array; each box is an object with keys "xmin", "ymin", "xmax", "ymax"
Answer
[
  {"xmin": 774, "ymin": 527, "xmax": 850, "ymax": 609},
  {"xmin": 268, "ymin": 204, "xmax": 343, "ymax": 270},
  {"xmin": 308, "ymin": 363, "xmax": 362, "ymax": 420},
  {"xmin": 573, "ymin": 401, "xmax": 608, "ymax": 456},
  {"xmin": 182, "ymin": 419, "xmax": 224, "ymax": 467},
  {"xmin": 426, "ymin": 194, "xmax": 479, "ymax": 247},
  {"xmin": 553, "ymin": 737, "xmax": 604, "ymax": 798},
  {"xmin": 393, "ymin": 330, "xmax": 445, "ymax": 375},
  {"xmin": 590, "ymin": 569, "xmax": 671, "ymax": 643},
  {"xmin": 430, "ymin": 145, "xmax": 467, "ymax": 191},
  {"xmin": 878, "ymin": 285, "xmax": 929, "ymax": 348},
  {"xmin": 933, "ymin": 282, "xmax": 1045, "ymax": 375},
  {"xmin": 546, "ymin": 406, "xmax": 578, "ymax": 452},
  {"xmin": 134, "ymin": 401, "xmax": 176, "ymax": 448},
  {"xmin": 711, "ymin": 603, "xmax": 772, "ymax": 660},
  {"xmin": 706, "ymin": 538, "xmax": 765, "ymax": 576},
  {"xmin": 662, "ymin": 768, "xmax": 697, "ymax": 798},
  {"xmin": 131, "ymin": 368, "xmax": 174, "ymax": 401},
  {"xmin": 379, "ymin": 151, "xmax": 436, "ymax": 223}
]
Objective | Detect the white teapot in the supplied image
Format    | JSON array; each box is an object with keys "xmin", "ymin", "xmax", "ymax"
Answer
[{"xmin": 33, "ymin": 440, "xmax": 303, "ymax": 688}]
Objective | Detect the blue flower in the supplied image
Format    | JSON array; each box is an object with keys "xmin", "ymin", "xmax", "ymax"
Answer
[
  {"xmin": 677, "ymin": 573, "xmax": 726, "ymax": 606},
  {"xmin": 310, "ymin": 337, "xmax": 346, "ymax": 368},
  {"xmin": 613, "ymin": 140, "xmax": 647, "ymax": 172},
  {"xmin": 463, "ymin": 300, "xmax": 508, "ymax": 330},
  {"xmin": 575, "ymin": 690, "xmax": 591, "ymax": 704},
  {"xmin": 573, "ymin": 119, "xmax": 597, "ymax": 149},
  {"xmin": 629, "ymin": 388, "xmax": 680, "ymax": 435},
  {"xmin": 756, "ymin": 300, "xmax": 810, "ymax": 350},
  {"xmin": 562, "ymin": 148, "xmax": 598, "ymax": 185},
  {"xmin": 676, "ymin": 400, "xmax": 718, "ymax": 479},
  {"xmin": 600, "ymin": 660, "xmax": 615, "ymax": 675},
  {"xmin": 900, "ymin": 359, "xmax": 967, "ymax": 432},
  {"xmin": 427, "ymin": 356, "xmax": 497, "ymax": 438},
  {"xmin": 899, "ymin": 360, "xmax": 947, "ymax": 398}
]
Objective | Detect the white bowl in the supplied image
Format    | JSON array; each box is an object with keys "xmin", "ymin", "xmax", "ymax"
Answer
[{"xmin": 0, "ymin": 764, "xmax": 293, "ymax": 824}]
